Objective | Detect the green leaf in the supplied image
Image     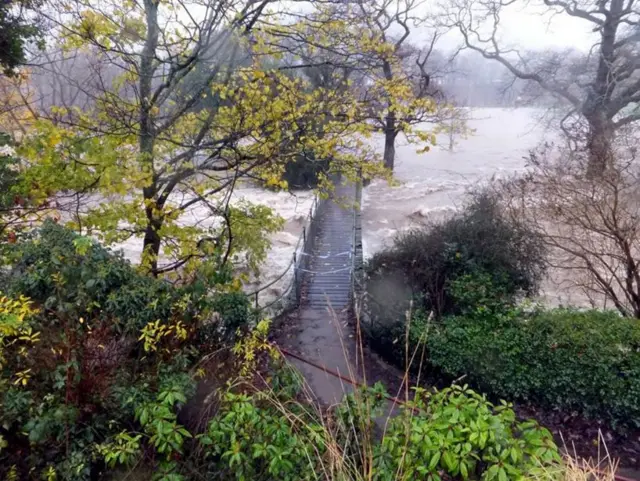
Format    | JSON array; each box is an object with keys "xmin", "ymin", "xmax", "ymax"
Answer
[
  {"xmin": 429, "ymin": 452, "xmax": 441, "ymax": 470},
  {"xmin": 443, "ymin": 451, "xmax": 456, "ymax": 472},
  {"xmin": 485, "ymin": 464, "xmax": 500, "ymax": 481},
  {"xmin": 460, "ymin": 461, "xmax": 468, "ymax": 480},
  {"xmin": 479, "ymin": 431, "xmax": 488, "ymax": 449}
]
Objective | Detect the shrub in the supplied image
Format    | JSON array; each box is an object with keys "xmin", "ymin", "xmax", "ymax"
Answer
[
  {"xmin": 337, "ymin": 383, "xmax": 560, "ymax": 481},
  {"xmin": 364, "ymin": 191, "xmax": 545, "ymax": 369},
  {"xmin": 194, "ymin": 291, "xmax": 254, "ymax": 349},
  {"xmin": 4, "ymin": 220, "xmax": 187, "ymax": 334},
  {"xmin": 366, "ymin": 190, "xmax": 546, "ymax": 319},
  {"xmin": 0, "ymin": 222, "xmax": 210, "ymax": 479},
  {"xmin": 212, "ymin": 291, "xmax": 253, "ymax": 336},
  {"xmin": 202, "ymin": 390, "xmax": 325, "ymax": 481},
  {"xmin": 199, "ymin": 377, "xmax": 561, "ymax": 481},
  {"xmin": 428, "ymin": 308, "xmax": 640, "ymax": 429}
]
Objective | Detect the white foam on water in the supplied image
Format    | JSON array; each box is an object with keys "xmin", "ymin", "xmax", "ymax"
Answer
[
  {"xmin": 233, "ymin": 189, "xmax": 315, "ymax": 306},
  {"xmin": 101, "ymin": 186, "xmax": 315, "ymax": 306},
  {"xmin": 363, "ymin": 108, "xmax": 545, "ymax": 259},
  {"xmin": 67, "ymin": 108, "xmax": 585, "ymax": 308}
]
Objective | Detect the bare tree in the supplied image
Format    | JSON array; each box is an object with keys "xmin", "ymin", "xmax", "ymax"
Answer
[
  {"xmin": 450, "ymin": 0, "xmax": 640, "ymax": 176},
  {"xmin": 497, "ymin": 141, "xmax": 640, "ymax": 317}
]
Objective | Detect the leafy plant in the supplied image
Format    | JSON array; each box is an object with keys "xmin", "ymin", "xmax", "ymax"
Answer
[
  {"xmin": 367, "ymin": 190, "xmax": 545, "ymax": 319},
  {"xmin": 429, "ymin": 308, "xmax": 640, "ymax": 429},
  {"xmin": 365, "ymin": 190, "xmax": 546, "ymax": 370},
  {"xmin": 202, "ymin": 390, "xmax": 325, "ymax": 481},
  {"xmin": 375, "ymin": 384, "xmax": 561, "ymax": 481},
  {"xmin": 0, "ymin": 223, "xmax": 207, "ymax": 479},
  {"xmin": 212, "ymin": 291, "xmax": 254, "ymax": 339},
  {"xmin": 4, "ymin": 221, "xmax": 213, "ymax": 334}
]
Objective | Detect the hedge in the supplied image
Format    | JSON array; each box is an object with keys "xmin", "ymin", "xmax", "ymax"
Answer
[{"xmin": 428, "ymin": 308, "xmax": 640, "ymax": 429}]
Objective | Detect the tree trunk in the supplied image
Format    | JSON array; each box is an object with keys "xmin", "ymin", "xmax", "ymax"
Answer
[
  {"xmin": 584, "ymin": 1, "xmax": 619, "ymax": 179},
  {"xmin": 383, "ymin": 113, "xmax": 396, "ymax": 170},
  {"xmin": 585, "ymin": 113, "xmax": 614, "ymax": 178},
  {"xmin": 142, "ymin": 195, "xmax": 162, "ymax": 276},
  {"xmin": 140, "ymin": 0, "xmax": 160, "ymax": 274},
  {"xmin": 381, "ymin": 59, "xmax": 396, "ymax": 171}
]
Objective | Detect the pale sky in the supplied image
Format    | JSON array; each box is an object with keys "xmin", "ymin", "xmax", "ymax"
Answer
[
  {"xmin": 496, "ymin": 2, "xmax": 595, "ymax": 48},
  {"xmin": 416, "ymin": 0, "xmax": 597, "ymax": 52},
  {"xmin": 184, "ymin": 0, "xmax": 597, "ymax": 53}
]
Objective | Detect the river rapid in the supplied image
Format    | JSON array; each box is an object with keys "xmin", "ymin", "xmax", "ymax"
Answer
[{"xmin": 361, "ymin": 107, "xmax": 590, "ymax": 307}]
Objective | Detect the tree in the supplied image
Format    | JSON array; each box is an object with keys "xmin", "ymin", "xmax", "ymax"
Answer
[
  {"xmin": 343, "ymin": 0, "xmax": 440, "ymax": 170},
  {"xmin": 16, "ymin": 0, "xmax": 385, "ymax": 277},
  {"xmin": 450, "ymin": 0, "xmax": 640, "ymax": 176},
  {"xmin": 0, "ymin": 0, "xmax": 41, "ymax": 73},
  {"xmin": 261, "ymin": 0, "xmax": 456, "ymax": 171},
  {"xmin": 0, "ymin": 70, "xmax": 36, "ymax": 139},
  {"xmin": 497, "ymin": 141, "xmax": 640, "ymax": 318}
]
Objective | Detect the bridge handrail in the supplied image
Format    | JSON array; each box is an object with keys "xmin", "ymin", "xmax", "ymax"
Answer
[
  {"xmin": 247, "ymin": 194, "xmax": 325, "ymax": 318},
  {"xmin": 350, "ymin": 174, "xmax": 366, "ymax": 322}
]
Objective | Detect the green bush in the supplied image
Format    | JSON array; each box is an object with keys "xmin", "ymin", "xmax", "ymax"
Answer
[
  {"xmin": 429, "ymin": 308, "xmax": 640, "ymax": 429},
  {"xmin": 337, "ymin": 383, "xmax": 560, "ymax": 481},
  {"xmin": 0, "ymin": 222, "xmax": 211, "ymax": 479},
  {"xmin": 5, "ymin": 220, "xmax": 185, "ymax": 333},
  {"xmin": 200, "ymin": 378, "xmax": 561, "ymax": 481},
  {"xmin": 365, "ymin": 190, "xmax": 545, "ymax": 369},
  {"xmin": 196, "ymin": 291, "xmax": 254, "ymax": 346},
  {"xmin": 202, "ymin": 390, "xmax": 325, "ymax": 481},
  {"xmin": 212, "ymin": 291, "xmax": 253, "ymax": 335},
  {"xmin": 366, "ymin": 190, "xmax": 546, "ymax": 319}
]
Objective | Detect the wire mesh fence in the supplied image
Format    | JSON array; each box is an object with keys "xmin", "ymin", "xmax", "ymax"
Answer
[
  {"xmin": 247, "ymin": 175, "xmax": 364, "ymax": 320},
  {"xmin": 246, "ymin": 194, "xmax": 327, "ymax": 318}
]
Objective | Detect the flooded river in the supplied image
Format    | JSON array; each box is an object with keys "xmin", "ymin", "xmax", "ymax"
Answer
[
  {"xmin": 361, "ymin": 108, "xmax": 590, "ymax": 307},
  {"xmin": 362, "ymin": 108, "xmax": 544, "ymax": 255},
  {"xmin": 112, "ymin": 107, "xmax": 588, "ymax": 306}
]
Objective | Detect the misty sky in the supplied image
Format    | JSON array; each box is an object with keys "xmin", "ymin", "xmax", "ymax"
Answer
[
  {"xmin": 498, "ymin": 3, "xmax": 593, "ymax": 48},
  {"xmin": 419, "ymin": 0, "xmax": 596, "ymax": 51}
]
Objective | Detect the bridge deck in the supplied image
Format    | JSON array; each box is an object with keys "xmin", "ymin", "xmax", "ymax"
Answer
[{"xmin": 286, "ymin": 181, "xmax": 360, "ymax": 404}]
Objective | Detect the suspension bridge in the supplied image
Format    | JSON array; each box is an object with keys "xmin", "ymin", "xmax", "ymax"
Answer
[{"xmin": 248, "ymin": 176, "xmax": 377, "ymax": 405}]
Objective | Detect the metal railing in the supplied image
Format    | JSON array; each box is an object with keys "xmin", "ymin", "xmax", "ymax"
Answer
[
  {"xmin": 247, "ymin": 174, "xmax": 364, "ymax": 320},
  {"xmin": 350, "ymin": 175, "xmax": 367, "ymax": 322},
  {"xmin": 246, "ymin": 194, "xmax": 327, "ymax": 318}
]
